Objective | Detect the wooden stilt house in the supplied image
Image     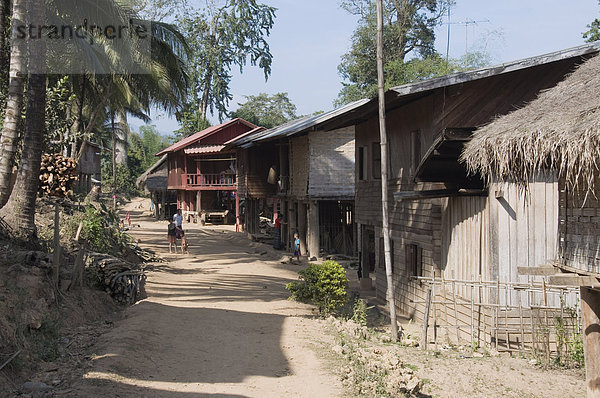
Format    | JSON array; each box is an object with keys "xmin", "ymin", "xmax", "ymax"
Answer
[
  {"xmin": 463, "ymin": 51, "xmax": 600, "ymax": 397},
  {"xmin": 324, "ymin": 43, "xmax": 600, "ymax": 351},
  {"xmin": 228, "ymin": 100, "xmax": 368, "ymax": 257},
  {"xmin": 156, "ymin": 119, "xmax": 263, "ymax": 227}
]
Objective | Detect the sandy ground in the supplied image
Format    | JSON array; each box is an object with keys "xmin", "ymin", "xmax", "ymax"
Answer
[
  {"xmin": 56, "ymin": 198, "xmax": 342, "ymax": 397},
  {"xmin": 44, "ymin": 197, "xmax": 586, "ymax": 398}
]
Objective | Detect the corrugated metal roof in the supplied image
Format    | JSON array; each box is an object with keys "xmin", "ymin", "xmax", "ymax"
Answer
[
  {"xmin": 227, "ymin": 99, "xmax": 370, "ymax": 148},
  {"xmin": 156, "ymin": 118, "xmax": 257, "ymax": 156},
  {"xmin": 184, "ymin": 144, "xmax": 226, "ymax": 155},
  {"xmin": 390, "ymin": 42, "xmax": 600, "ymax": 97}
]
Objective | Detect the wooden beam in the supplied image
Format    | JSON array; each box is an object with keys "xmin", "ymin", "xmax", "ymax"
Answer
[
  {"xmin": 394, "ymin": 188, "xmax": 487, "ymax": 201},
  {"xmin": 581, "ymin": 287, "xmax": 600, "ymax": 397},
  {"xmin": 548, "ymin": 274, "xmax": 600, "ymax": 288},
  {"xmin": 554, "ymin": 262, "xmax": 600, "ymax": 278},
  {"xmin": 517, "ymin": 266, "xmax": 557, "ymax": 276}
]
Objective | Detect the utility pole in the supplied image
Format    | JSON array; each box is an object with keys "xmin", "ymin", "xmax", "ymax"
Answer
[{"xmin": 376, "ymin": 0, "xmax": 399, "ymax": 342}]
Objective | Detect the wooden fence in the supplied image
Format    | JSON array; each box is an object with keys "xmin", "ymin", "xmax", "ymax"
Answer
[{"xmin": 413, "ymin": 276, "xmax": 581, "ymax": 362}]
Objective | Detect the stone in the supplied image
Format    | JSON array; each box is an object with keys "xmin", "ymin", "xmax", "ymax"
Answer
[{"xmin": 21, "ymin": 381, "xmax": 52, "ymax": 394}]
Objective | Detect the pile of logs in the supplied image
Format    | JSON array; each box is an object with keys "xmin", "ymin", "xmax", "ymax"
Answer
[
  {"xmin": 86, "ymin": 252, "xmax": 146, "ymax": 304},
  {"xmin": 39, "ymin": 154, "xmax": 78, "ymax": 198}
]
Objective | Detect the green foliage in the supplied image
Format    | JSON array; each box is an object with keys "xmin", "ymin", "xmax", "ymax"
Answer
[
  {"xmin": 230, "ymin": 92, "xmax": 297, "ymax": 128},
  {"xmin": 336, "ymin": 0, "xmax": 450, "ymax": 105},
  {"xmin": 80, "ymin": 203, "xmax": 129, "ymax": 255},
  {"xmin": 351, "ymin": 298, "xmax": 368, "ymax": 326},
  {"xmin": 174, "ymin": 102, "xmax": 211, "ymax": 138},
  {"xmin": 178, "ymin": 0, "xmax": 276, "ymax": 119},
  {"xmin": 45, "ymin": 76, "xmax": 76, "ymax": 153},
  {"xmin": 335, "ymin": 0, "xmax": 500, "ymax": 106},
  {"xmin": 286, "ymin": 260, "xmax": 349, "ymax": 315},
  {"xmin": 569, "ymin": 334, "xmax": 585, "ymax": 367},
  {"xmin": 28, "ymin": 316, "xmax": 60, "ymax": 362},
  {"xmin": 583, "ymin": 1, "xmax": 600, "ymax": 43}
]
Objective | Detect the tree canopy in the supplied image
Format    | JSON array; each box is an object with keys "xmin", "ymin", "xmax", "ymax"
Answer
[
  {"xmin": 178, "ymin": 0, "xmax": 276, "ymax": 122},
  {"xmin": 231, "ymin": 92, "xmax": 297, "ymax": 129},
  {"xmin": 335, "ymin": 0, "xmax": 499, "ymax": 105}
]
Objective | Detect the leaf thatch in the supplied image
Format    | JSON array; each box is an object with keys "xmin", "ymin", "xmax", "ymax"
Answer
[{"xmin": 461, "ymin": 53, "xmax": 600, "ymax": 193}]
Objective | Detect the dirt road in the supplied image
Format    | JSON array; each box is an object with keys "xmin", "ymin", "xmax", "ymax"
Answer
[{"xmin": 60, "ymin": 200, "xmax": 341, "ymax": 397}]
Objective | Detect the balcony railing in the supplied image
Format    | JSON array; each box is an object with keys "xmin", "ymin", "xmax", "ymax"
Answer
[{"xmin": 182, "ymin": 173, "xmax": 236, "ymax": 188}]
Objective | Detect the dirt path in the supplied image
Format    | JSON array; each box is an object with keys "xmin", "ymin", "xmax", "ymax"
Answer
[{"xmin": 59, "ymin": 199, "xmax": 342, "ymax": 397}]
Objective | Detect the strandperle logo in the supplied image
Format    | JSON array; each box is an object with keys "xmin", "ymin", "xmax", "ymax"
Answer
[
  {"xmin": 14, "ymin": 18, "xmax": 150, "ymax": 45},
  {"xmin": 13, "ymin": 2, "xmax": 152, "ymax": 75}
]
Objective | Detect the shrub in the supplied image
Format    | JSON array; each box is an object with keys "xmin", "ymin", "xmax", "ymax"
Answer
[{"xmin": 286, "ymin": 260, "xmax": 349, "ymax": 315}]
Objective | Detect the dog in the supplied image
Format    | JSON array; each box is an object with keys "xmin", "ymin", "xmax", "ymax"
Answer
[{"xmin": 182, "ymin": 240, "xmax": 189, "ymax": 254}]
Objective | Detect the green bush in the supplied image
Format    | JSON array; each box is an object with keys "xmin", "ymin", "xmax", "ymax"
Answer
[
  {"xmin": 286, "ymin": 260, "xmax": 349, "ymax": 315},
  {"xmin": 80, "ymin": 203, "xmax": 129, "ymax": 255}
]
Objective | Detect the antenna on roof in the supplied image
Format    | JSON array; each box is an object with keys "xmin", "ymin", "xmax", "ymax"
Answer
[{"xmin": 444, "ymin": 17, "xmax": 490, "ymax": 59}]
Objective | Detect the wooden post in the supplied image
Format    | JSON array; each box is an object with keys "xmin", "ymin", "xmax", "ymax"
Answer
[
  {"xmin": 376, "ymin": 0, "xmax": 399, "ymax": 342},
  {"xmin": 297, "ymin": 202, "xmax": 307, "ymax": 255},
  {"xmin": 422, "ymin": 288, "xmax": 432, "ymax": 350},
  {"xmin": 197, "ymin": 191, "xmax": 202, "ymax": 223},
  {"xmin": 581, "ymin": 286, "xmax": 600, "ymax": 397},
  {"xmin": 52, "ymin": 204, "xmax": 60, "ymax": 287},
  {"xmin": 452, "ymin": 280, "xmax": 459, "ymax": 342},
  {"xmin": 235, "ymin": 191, "xmax": 240, "ymax": 232},
  {"xmin": 495, "ymin": 279, "xmax": 500, "ymax": 350},
  {"xmin": 307, "ymin": 200, "xmax": 319, "ymax": 258}
]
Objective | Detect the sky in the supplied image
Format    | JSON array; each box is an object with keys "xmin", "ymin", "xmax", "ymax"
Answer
[{"xmin": 132, "ymin": 0, "xmax": 600, "ymax": 135}]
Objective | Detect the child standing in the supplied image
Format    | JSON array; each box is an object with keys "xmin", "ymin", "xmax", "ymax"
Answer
[
  {"xmin": 167, "ymin": 220, "xmax": 177, "ymax": 253},
  {"xmin": 293, "ymin": 232, "xmax": 301, "ymax": 263}
]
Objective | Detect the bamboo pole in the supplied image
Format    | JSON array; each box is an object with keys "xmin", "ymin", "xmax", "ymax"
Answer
[
  {"xmin": 495, "ymin": 279, "xmax": 500, "ymax": 350},
  {"xmin": 432, "ymin": 274, "xmax": 437, "ymax": 348},
  {"xmin": 452, "ymin": 280, "xmax": 459, "ymax": 342},
  {"xmin": 53, "ymin": 204, "xmax": 60, "ymax": 287},
  {"xmin": 375, "ymin": 0, "xmax": 398, "ymax": 342},
  {"xmin": 422, "ymin": 289, "xmax": 432, "ymax": 350}
]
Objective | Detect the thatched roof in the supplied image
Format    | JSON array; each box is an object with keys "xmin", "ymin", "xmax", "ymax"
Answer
[{"xmin": 461, "ymin": 52, "xmax": 600, "ymax": 191}]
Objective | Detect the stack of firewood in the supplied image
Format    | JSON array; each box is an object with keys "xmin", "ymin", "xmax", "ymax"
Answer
[
  {"xmin": 39, "ymin": 153, "xmax": 78, "ymax": 198},
  {"xmin": 86, "ymin": 252, "xmax": 146, "ymax": 304}
]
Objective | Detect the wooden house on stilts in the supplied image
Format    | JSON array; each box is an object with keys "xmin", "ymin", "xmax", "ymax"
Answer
[
  {"xmin": 324, "ymin": 43, "xmax": 600, "ymax": 355},
  {"xmin": 156, "ymin": 119, "xmax": 263, "ymax": 227},
  {"xmin": 463, "ymin": 50, "xmax": 600, "ymax": 397},
  {"xmin": 228, "ymin": 100, "xmax": 368, "ymax": 258}
]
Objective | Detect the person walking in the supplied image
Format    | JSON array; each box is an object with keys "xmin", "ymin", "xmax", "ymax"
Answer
[
  {"xmin": 173, "ymin": 209, "xmax": 187, "ymax": 254},
  {"xmin": 293, "ymin": 232, "xmax": 301, "ymax": 263}
]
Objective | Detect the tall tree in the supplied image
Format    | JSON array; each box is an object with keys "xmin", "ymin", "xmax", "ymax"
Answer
[
  {"xmin": 3, "ymin": 0, "xmax": 47, "ymax": 238},
  {"xmin": 0, "ymin": 0, "xmax": 27, "ymax": 207},
  {"xmin": 179, "ymin": 0, "xmax": 276, "ymax": 120},
  {"xmin": 337, "ymin": 0, "xmax": 451, "ymax": 105},
  {"xmin": 230, "ymin": 92, "xmax": 297, "ymax": 128}
]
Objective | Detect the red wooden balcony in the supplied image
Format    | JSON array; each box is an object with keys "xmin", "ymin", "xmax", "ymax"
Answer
[{"xmin": 181, "ymin": 173, "xmax": 237, "ymax": 189}]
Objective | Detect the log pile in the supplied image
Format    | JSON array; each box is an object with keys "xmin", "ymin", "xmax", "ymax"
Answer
[
  {"xmin": 86, "ymin": 252, "xmax": 146, "ymax": 304},
  {"xmin": 39, "ymin": 154, "xmax": 78, "ymax": 198}
]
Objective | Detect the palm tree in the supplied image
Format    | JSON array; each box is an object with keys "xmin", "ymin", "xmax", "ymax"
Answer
[
  {"xmin": 2, "ymin": 0, "xmax": 47, "ymax": 238},
  {"xmin": 0, "ymin": 0, "xmax": 28, "ymax": 207}
]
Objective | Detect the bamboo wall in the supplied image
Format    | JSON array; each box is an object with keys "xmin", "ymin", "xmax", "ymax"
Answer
[
  {"xmin": 289, "ymin": 136, "xmax": 309, "ymax": 199},
  {"xmin": 308, "ymin": 127, "xmax": 355, "ymax": 198},
  {"xmin": 560, "ymin": 177, "xmax": 600, "ymax": 274}
]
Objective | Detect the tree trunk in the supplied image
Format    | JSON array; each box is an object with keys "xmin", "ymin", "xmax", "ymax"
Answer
[
  {"xmin": 115, "ymin": 109, "xmax": 129, "ymax": 166},
  {"xmin": 71, "ymin": 76, "xmax": 86, "ymax": 158},
  {"xmin": 199, "ymin": 78, "xmax": 210, "ymax": 122},
  {"xmin": 0, "ymin": 0, "xmax": 28, "ymax": 208},
  {"xmin": 376, "ymin": 0, "xmax": 399, "ymax": 342},
  {"xmin": 4, "ymin": 0, "xmax": 47, "ymax": 239},
  {"xmin": 111, "ymin": 110, "xmax": 117, "ymax": 191},
  {"xmin": 0, "ymin": 0, "xmax": 11, "ymax": 79}
]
